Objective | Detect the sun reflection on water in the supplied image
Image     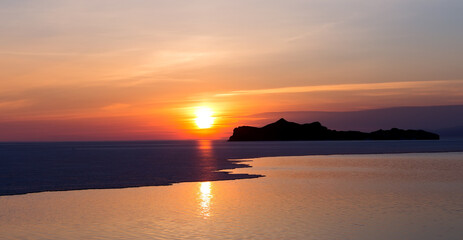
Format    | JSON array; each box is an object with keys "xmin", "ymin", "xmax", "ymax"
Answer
[{"xmin": 198, "ymin": 182, "xmax": 213, "ymax": 219}]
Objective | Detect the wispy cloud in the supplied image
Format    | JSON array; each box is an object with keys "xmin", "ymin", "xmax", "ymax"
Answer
[
  {"xmin": 214, "ymin": 80, "xmax": 462, "ymax": 97},
  {"xmin": 0, "ymin": 99, "xmax": 30, "ymax": 109},
  {"xmin": 101, "ymin": 103, "xmax": 131, "ymax": 111},
  {"xmin": 0, "ymin": 48, "xmax": 144, "ymax": 57}
]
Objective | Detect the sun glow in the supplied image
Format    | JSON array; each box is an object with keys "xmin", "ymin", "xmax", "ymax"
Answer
[{"xmin": 194, "ymin": 107, "xmax": 215, "ymax": 129}]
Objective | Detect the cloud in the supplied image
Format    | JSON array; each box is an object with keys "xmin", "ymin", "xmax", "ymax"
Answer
[
  {"xmin": 214, "ymin": 80, "xmax": 463, "ymax": 97},
  {"xmin": 0, "ymin": 99, "xmax": 30, "ymax": 109},
  {"xmin": 101, "ymin": 103, "xmax": 131, "ymax": 111}
]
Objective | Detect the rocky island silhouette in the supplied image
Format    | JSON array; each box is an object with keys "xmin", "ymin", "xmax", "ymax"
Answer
[{"xmin": 229, "ymin": 118, "xmax": 440, "ymax": 141}]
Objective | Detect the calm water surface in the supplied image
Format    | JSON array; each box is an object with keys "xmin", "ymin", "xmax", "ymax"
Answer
[{"xmin": 1, "ymin": 152, "xmax": 463, "ymax": 239}]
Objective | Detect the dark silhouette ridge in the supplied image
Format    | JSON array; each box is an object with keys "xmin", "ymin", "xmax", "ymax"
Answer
[
  {"xmin": 228, "ymin": 118, "xmax": 440, "ymax": 141},
  {"xmin": 245, "ymin": 105, "xmax": 463, "ymax": 138}
]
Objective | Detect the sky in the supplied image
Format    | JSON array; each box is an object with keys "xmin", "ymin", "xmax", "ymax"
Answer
[{"xmin": 1, "ymin": 0, "xmax": 463, "ymax": 141}]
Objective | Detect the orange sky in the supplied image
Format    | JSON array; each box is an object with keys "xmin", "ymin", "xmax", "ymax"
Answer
[{"xmin": 1, "ymin": 1, "xmax": 463, "ymax": 141}]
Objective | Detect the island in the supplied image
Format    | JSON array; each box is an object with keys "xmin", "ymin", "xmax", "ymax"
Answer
[{"xmin": 228, "ymin": 118, "xmax": 439, "ymax": 141}]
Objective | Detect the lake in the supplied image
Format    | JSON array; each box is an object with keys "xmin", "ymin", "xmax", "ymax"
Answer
[
  {"xmin": 1, "ymin": 151, "xmax": 462, "ymax": 239},
  {"xmin": 1, "ymin": 139, "xmax": 463, "ymax": 196}
]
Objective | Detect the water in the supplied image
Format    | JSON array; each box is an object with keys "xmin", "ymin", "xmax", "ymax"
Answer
[
  {"xmin": 2, "ymin": 139, "xmax": 463, "ymax": 195},
  {"xmin": 1, "ymin": 151, "xmax": 463, "ymax": 239}
]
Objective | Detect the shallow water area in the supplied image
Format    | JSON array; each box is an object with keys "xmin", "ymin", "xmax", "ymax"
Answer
[{"xmin": 1, "ymin": 152, "xmax": 463, "ymax": 239}]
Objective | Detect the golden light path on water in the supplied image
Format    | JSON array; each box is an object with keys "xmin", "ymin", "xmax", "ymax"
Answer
[{"xmin": 198, "ymin": 182, "xmax": 213, "ymax": 219}]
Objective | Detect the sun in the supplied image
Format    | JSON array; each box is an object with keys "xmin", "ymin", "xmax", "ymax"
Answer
[{"xmin": 194, "ymin": 107, "xmax": 215, "ymax": 129}]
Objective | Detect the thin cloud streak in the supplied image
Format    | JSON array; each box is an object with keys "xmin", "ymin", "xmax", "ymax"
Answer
[
  {"xmin": 214, "ymin": 80, "xmax": 462, "ymax": 97},
  {"xmin": 0, "ymin": 48, "xmax": 145, "ymax": 57},
  {"xmin": 0, "ymin": 99, "xmax": 30, "ymax": 109}
]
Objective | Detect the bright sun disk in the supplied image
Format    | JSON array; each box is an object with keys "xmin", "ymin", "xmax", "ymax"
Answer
[{"xmin": 195, "ymin": 107, "xmax": 215, "ymax": 129}]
